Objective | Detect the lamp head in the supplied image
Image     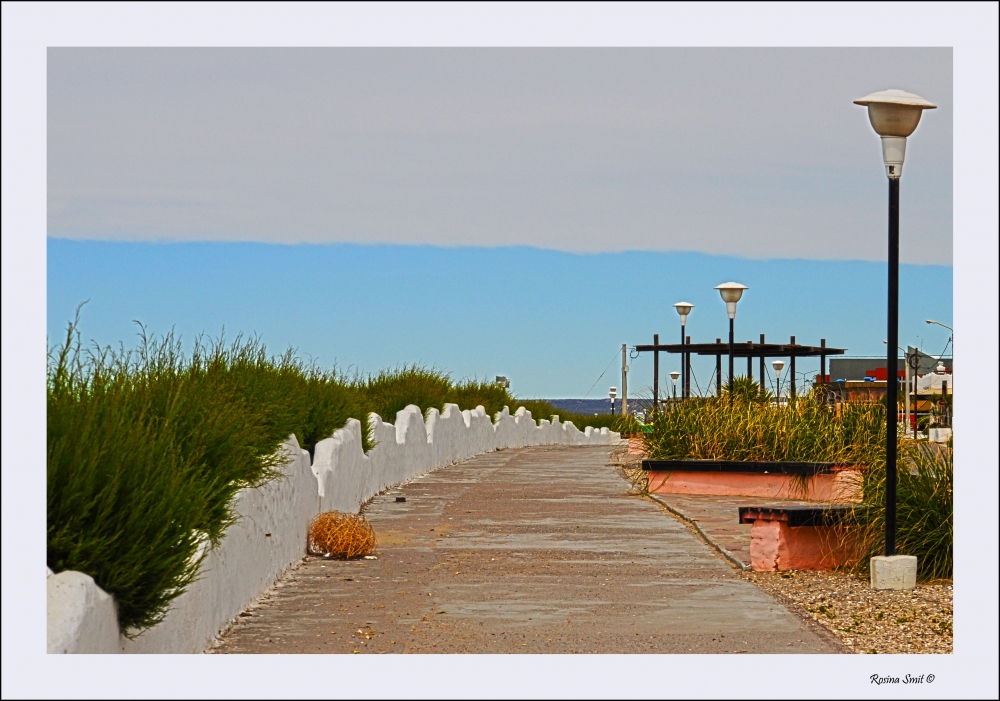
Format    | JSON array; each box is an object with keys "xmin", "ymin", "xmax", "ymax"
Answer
[
  {"xmin": 673, "ymin": 301, "xmax": 694, "ymax": 326},
  {"xmin": 609, "ymin": 387, "xmax": 617, "ymax": 399},
  {"xmin": 854, "ymin": 89, "xmax": 936, "ymax": 179},
  {"xmin": 715, "ymin": 282, "xmax": 748, "ymax": 319},
  {"xmin": 669, "ymin": 371, "xmax": 680, "ymax": 383},
  {"xmin": 771, "ymin": 359, "xmax": 785, "ymax": 375}
]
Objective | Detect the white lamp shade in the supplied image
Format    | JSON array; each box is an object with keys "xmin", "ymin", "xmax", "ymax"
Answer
[
  {"xmin": 609, "ymin": 387, "xmax": 617, "ymax": 398},
  {"xmin": 854, "ymin": 89, "xmax": 936, "ymax": 138},
  {"xmin": 669, "ymin": 371, "xmax": 680, "ymax": 381},
  {"xmin": 772, "ymin": 360, "xmax": 785, "ymax": 374},
  {"xmin": 673, "ymin": 302, "xmax": 695, "ymax": 316},
  {"xmin": 715, "ymin": 282, "xmax": 748, "ymax": 304}
]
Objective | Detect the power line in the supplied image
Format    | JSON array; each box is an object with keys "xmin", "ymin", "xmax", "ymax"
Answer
[{"xmin": 581, "ymin": 349, "xmax": 624, "ymax": 400}]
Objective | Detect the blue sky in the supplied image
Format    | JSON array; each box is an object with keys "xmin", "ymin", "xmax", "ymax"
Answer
[{"xmin": 48, "ymin": 240, "xmax": 953, "ymax": 398}]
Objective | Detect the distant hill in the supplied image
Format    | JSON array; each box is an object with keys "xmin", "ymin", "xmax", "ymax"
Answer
[{"xmin": 538, "ymin": 398, "xmax": 654, "ymax": 416}]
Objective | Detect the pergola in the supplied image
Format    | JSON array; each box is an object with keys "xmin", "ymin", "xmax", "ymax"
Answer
[{"xmin": 634, "ymin": 334, "xmax": 846, "ymax": 406}]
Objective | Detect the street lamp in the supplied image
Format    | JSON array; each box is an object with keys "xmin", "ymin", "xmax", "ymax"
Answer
[
  {"xmin": 772, "ymin": 359, "xmax": 785, "ymax": 404},
  {"xmin": 926, "ymin": 319, "xmax": 954, "ymax": 354},
  {"xmin": 669, "ymin": 370, "xmax": 680, "ymax": 399},
  {"xmin": 609, "ymin": 386, "xmax": 617, "ymax": 415},
  {"xmin": 674, "ymin": 302, "xmax": 695, "ymax": 399},
  {"xmin": 715, "ymin": 282, "xmax": 748, "ymax": 403},
  {"xmin": 856, "ymin": 88, "xmax": 935, "ymax": 580}
]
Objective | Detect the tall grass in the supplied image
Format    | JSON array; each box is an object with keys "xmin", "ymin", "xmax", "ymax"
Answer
[
  {"xmin": 853, "ymin": 444, "xmax": 953, "ymax": 581},
  {"xmin": 47, "ymin": 320, "xmax": 362, "ymax": 632},
  {"xmin": 643, "ymin": 388, "xmax": 886, "ymax": 467},
  {"xmin": 47, "ymin": 316, "xmax": 616, "ymax": 633}
]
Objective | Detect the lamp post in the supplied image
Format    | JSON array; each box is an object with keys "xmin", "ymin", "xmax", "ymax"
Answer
[
  {"xmin": 674, "ymin": 302, "xmax": 694, "ymax": 399},
  {"xmin": 856, "ymin": 88, "xmax": 935, "ymax": 582},
  {"xmin": 772, "ymin": 359, "xmax": 785, "ymax": 405},
  {"xmin": 609, "ymin": 387, "xmax": 617, "ymax": 416},
  {"xmin": 715, "ymin": 282, "xmax": 748, "ymax": 403},
  {"xmin": 669, "ymin": 370, "xmax": 680, "ymax": 399}
]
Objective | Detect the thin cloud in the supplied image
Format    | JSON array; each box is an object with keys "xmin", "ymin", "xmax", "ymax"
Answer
[{"xmin": 48, "ymin": 48, "xmax": 952, "ymax": 264}]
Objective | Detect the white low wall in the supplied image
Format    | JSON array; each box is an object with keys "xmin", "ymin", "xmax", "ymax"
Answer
[{"xmin": 48, "ymin": 405, "xmax": 618, "ymax": 654}]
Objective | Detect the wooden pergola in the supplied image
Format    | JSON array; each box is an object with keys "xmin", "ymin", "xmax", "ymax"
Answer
[{"xmin": 634, "ymin": 334, "xmax": 846, "ymax": 405}]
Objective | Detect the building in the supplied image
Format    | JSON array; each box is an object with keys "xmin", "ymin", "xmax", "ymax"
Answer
[
  {"xmin": 828, "ymin": 351, "xmax": 952, "ymax": 382},
  {"xmin": 824, "ymin": 354, "xmax": 952, "ymax": 434}
]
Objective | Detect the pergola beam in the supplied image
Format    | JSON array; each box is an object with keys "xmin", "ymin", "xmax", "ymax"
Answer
[{"xmin": 634, "ymin": 342, "xmax": 845, "ymax": 358}]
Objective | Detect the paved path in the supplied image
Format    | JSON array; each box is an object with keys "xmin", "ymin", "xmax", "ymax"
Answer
[{"xmin": 213, "ymin": 445, "xmax": 841, "ymax": 654}]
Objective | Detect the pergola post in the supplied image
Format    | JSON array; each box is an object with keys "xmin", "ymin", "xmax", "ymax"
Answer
[
  {"xmin": 684, "ymin": 337, "xmax": 692, "ymax": 398},
  {"xmin": 653, "ymin": 333, "xmax": 659, "ymax": 412},
  {"xmin": 820, "ymin": 338, "xmax": 827, "ymax": 387},
  {"xmin": 790, "ymin": 335, "xmax": 797, "ymax": 399},
  {"xmin": 715, "ymin": 339, "xmax": 722, "ymax": 397},
  {"xmin": 759, "ymin": 334, "xmax": 766, "ymax": 390}
]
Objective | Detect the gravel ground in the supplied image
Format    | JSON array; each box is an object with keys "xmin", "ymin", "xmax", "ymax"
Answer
[{"xmin": 744, "ymin": 569, "xmax": 952, "ymax": 654}]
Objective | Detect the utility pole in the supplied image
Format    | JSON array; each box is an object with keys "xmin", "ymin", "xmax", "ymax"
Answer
[
  {"xmin": 621, "ymin": 344, "xmax": 628, "ymax": 417},
  {"xmin": 906, "ymin": 346, "xmax": 917, "ymax": 438}
]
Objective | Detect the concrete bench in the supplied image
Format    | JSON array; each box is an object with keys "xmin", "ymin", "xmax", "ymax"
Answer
[
  {"xmin": 642, "ymin": 460, "xmax": 862, "ymax": 502},
  {"xmin": 739, "ymin": 505, "xmax": 865, "ymax": 572}
]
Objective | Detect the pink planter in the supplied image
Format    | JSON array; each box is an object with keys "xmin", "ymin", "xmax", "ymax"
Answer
[{"xmin": 645, "ymin": 467, "xmax": 862, "ymax": 502}]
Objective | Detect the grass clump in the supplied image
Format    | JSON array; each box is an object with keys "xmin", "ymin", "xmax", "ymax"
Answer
[
  {"xmin": 642, "ymin": 381, "xmax": 885, "ymax": 466},
  {"xmin": 307, "ymin": 511, "xmax": 377, "ymax": 559}
]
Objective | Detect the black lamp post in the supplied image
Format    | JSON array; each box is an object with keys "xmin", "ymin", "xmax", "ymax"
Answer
[
  {"xmin": 772, "ymin": 359, "xmax": 785, "ymax": 405},
  {"xmin": 673, "ymin": 302, "xmax": 694, "ymax": 398},
  {"xmin": 715, "ymin": 282, "xmax": 748, "ymax": 403},
  {"xmin": 855, "ymin": 89, "xmax": 936, "ymax": 558}
]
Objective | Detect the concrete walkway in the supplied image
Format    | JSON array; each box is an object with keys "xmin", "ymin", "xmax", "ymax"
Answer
[{"xmin": 213, "ymin": 445, "xmax": 841, "ymax": 654}]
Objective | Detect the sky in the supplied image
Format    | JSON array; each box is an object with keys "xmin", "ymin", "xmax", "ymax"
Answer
[
  {"xmin": 46, "ymin": 47, "xmax": 954, "ymax": 397},
  {"xmin": 47, "ymin": 241, "xmax": 953, "ymax": 399},
  {"xmin": 48, "ymin": 48, "xmax": 952, "ymax": 263}
]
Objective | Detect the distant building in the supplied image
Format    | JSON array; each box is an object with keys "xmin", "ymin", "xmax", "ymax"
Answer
[
  {"xmin": 829, "ymin": 351, "xmax": 952, "ymax": 382},
  {"xmin": 823, "ymin": 354, "xmax": 952, "ymax": 432}
]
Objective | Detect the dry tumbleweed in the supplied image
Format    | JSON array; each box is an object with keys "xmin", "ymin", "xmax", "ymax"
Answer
[{"xmin": 308, "ymin": 511, "xmax": 377, "ymax": 558}]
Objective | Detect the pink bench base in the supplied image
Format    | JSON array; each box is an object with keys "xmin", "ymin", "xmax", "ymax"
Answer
[{"xmin": 748, "ymin": 518, "xmax": 861, "ymax": 571}]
